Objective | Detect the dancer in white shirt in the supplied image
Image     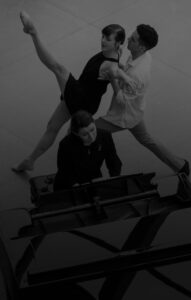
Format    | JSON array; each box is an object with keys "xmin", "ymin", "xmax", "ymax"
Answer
[{"xmin": 96, "ymin": 24, "xmax": 189, "ymax": 175}]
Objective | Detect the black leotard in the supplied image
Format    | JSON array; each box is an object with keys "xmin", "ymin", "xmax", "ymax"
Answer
[{"xmin": 63, "ymin": 52, "xmax": 118, "ymax": 115}]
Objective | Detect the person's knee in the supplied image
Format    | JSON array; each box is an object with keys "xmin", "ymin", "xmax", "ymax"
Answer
[{"xmin": 134, "ymin": 133, "xmax": 155, "ymax": 146}]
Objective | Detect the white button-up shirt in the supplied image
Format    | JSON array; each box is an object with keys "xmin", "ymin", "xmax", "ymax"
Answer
[{"xmin": 103, "ymin": 51, "xmax": 152, "ymax": 128}]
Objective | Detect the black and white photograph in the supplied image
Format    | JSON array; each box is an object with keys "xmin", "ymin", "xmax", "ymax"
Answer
[{"xmin": 0, "ymin": 0, "xmax": 191, "ymax": 299}]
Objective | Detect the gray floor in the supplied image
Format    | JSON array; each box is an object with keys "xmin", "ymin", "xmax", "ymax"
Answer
[{"xmin": 0, "ymin": 1, "xmax": 191, "ymax": 298}]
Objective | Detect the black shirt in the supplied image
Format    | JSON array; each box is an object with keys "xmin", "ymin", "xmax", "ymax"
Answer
[
  {"xmin": 54, "ymin": 129, "xmax": 122, "ymax": 191},
  {"xmin": 63, "ymin": 52, "xmax": 119, "ymax": 115},
  {"xmin": 78, "ymin": 52, "xmax": 118, "ymax": 114}
]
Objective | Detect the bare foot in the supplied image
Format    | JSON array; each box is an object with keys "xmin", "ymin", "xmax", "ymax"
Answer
[
  {"xmin": 12, "ymin": 158, "xmax": 34, "ymax": 173},
  {"xmin": 20, "ymin": 11, "xmax": 36, "ymax": 35}
]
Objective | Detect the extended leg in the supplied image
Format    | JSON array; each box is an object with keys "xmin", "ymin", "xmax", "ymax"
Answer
[
  {"xmin": 20, "ymin": 11, "xmax": 70, "ymax": 94},
  {"xmin": 12, "ymin": 101, "xmax": 71, "ymax": 172},
  {"xmin": 129, "ymin": 120, "xmax": 188, "ymax": 173}
]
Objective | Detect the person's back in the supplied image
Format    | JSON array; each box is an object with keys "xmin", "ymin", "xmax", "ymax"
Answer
[{"xmin": 78, "ymin": 52, "xmax": 118, "ymax": 114}]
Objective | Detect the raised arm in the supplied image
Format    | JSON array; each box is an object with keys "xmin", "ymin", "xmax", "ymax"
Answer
[
  {"xmin": 99, "ymin": 61, "xmax": 137, "ymax": 95},
  {"xmin": 111, "ymin": 64, "xmax": 138, "ymax": 88}
]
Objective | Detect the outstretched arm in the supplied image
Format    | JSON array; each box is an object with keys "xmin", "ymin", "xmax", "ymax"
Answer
[
  {"xmin": 99, "ymin": 61, "xmax": 120, "ymax": 95},
  {"xmin": 110, "ymin": 64, "xmax": 137, "ymax": 89},
  {"xmin": 99, "ymin": 62, "xmax": 137, "ymax": 95},
  {"xmin": 20, "ymin": 11, "xmax": 69, "ymax": 92},
  {"xmin": 105, "ymin": 70, "xmax": 120, "ymax": 95}
]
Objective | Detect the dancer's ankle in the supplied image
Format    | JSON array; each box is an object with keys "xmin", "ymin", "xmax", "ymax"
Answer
[{"xmin": 12, "ymin": 157, "xmax": 34, "ymax": 173}]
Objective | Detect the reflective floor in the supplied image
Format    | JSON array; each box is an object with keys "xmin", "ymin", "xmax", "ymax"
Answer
[{"xmin": 0, "ymin": 1, "xmax": 191, "ymax": 298}]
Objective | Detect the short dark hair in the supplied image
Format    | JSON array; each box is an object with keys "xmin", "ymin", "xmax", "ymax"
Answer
[
  {"xmin": 70, "ymin": 110, "xmax": 94, "ymax": 134},
  {"xmin": 102, "ymin": 24, "xmax": 126, "ymax": 44},
  {"xmin": 137, "ymin": 24, "xmax": 158, "ymax": 50}
]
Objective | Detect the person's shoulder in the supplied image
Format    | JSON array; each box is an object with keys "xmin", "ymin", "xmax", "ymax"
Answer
[
  {"xmin": 93, "ymin": 51, "xmax": 103, "ymax": 58},
  {"xmin": 59, "ymin": 134, "xmax": 74, "ymax": 147},
  {"xmin": 89, "ymin": 52, "xmax": 103, "ymax": 61},
  {"xmin": 97, "ymin": 128, "xmax": 111, "ymax": 139},
  {"xmin": 143, "ymin": 51, "xmax": 152, "ymax": 64},
  {"xmin": 84, "ymin": 52, "xmax": 102, "ymax": 67}
]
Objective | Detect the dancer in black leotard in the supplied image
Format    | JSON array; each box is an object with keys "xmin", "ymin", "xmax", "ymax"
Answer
[
  {"xmin": 62, "ymin": 51, "xmax": 120, "ymax": 115},
  {"xmin": 12, "ymin": 11, "xmax": 125, "ymax": 172}
]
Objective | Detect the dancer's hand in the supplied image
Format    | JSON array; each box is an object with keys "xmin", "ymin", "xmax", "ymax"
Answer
[
  {"xmin": 99, "ymin": 62, "xmax": 118, "ymax": 80},
  {"xmin": 20, "ymin": 11, "xmax": 37, "ymax": 35},
  {"xmin": 118, "ymin": 44, "xmax": 124, "ymax": 58}
]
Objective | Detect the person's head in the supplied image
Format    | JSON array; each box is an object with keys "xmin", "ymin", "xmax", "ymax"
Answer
[
  {"xmin": 101, "ymin": 24, "xmax": 126, "ymax": 53},
  {"xmin": 70, "ymin": 110, "xmax": 97, "ymax": 146},
  {"xmin": 128, "ymin": 24, "xmax": 158, "ymax": 56}
]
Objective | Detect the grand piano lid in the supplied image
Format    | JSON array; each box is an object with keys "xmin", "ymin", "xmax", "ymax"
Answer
[
  {"xmin": 25, "ymin": 205, "xmax": 191, "ymax": 285},
  {"xmin": 26, "ymin": 218, "xmax": 138, "ymax": 271},
  {"xmin": 1, "ymin": 173, "xmax": 191, "ymax": 288},
  {"xmin": 0, "ymin": 209, "xmax": 33, "ymax": 271},
  {"xmin": 152, "ymin": 206, "xmax": 191, "ymax": 246}
]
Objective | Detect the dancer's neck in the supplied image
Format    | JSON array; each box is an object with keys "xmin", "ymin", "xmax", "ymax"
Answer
[{"xmin": 102, "ymin": 50, "xmax": 119, "ymax": 59}]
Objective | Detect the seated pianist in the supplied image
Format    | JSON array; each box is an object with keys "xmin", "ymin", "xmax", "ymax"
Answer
[{"xmin": 54, "ymin": 110, "xmax": 122, "ymax": 191}]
